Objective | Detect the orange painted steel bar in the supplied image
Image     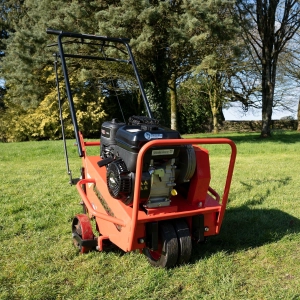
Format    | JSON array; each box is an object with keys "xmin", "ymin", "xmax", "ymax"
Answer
[
  {"xmin": 129, "ymin": 138, "xmax": 237, "ymax": 251},
  {"xmin": 77, "ymin": 132, "xmax": 100, "ymax": 157},
  {"xmin": 76, "ymin": 178, "xmax": 126, "ymax": 227},
  {"xmin": 84, "ymin": 141, "xmax": 100, "ymax": 147}
]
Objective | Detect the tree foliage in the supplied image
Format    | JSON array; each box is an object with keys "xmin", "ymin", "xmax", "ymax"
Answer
[
  {"xmin": 177, "ymin": 76, "xmax": 212, "ymax": 134},
  {"xmin": 96, "ymin": 0, "xmax": 239, "ymax": 129},
  {"xmin": 0, "ymin": 0, "xmax": 255, "ymax": 141}
]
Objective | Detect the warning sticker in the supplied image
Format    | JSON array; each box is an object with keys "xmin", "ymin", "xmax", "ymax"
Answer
[{"xmin": 140, "ymin": 181, "xmax": 149, "ymax": 190}]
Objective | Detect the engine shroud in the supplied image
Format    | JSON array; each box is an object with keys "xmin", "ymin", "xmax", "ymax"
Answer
[
  {"xmin": 114, "ymin": 124, "xmax": 181, "ymax": 172},
  {"xmin": 101, "ymin": 117, "xmax": 196, "ymax": 207}
]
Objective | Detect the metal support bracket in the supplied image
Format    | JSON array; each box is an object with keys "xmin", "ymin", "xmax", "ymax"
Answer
[
  {"xmin": 145, "ymin": 222, "xmax": 158, "ymax": 251},
  {"xmin": 192, "ymin": 214, "xmax": 205, "ymax": 243}
]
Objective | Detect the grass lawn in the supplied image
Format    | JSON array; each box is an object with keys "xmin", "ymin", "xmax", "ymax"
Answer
[{"xmin": 0, "ymin": 131, "xmax": 300, "ymax": 299}]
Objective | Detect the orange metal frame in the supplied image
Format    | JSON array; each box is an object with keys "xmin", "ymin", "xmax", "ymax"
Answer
[{"xmin": 76, "ymin": 132, "xmax": 236, "ymax": 252}]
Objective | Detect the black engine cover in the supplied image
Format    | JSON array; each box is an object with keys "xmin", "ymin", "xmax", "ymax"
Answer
[
  {"xmin": 100, "ymin": 116, "xmax": 181, "ymax": 172},
  {"xmin": 100, "ymin": 119, "xmax": 125, "ymax": 158},
  {"xmin": 114, "ymin": 125, "xmax": 181, "ymax": 172}
]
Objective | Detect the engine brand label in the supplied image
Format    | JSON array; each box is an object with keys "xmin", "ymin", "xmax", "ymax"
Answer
[
  {"xmin": 152, "ymin": 149, "xmax": 174, "ymax": 156},
  {"xmin": 144, "ymin": 132, "xmax": 163, "ymax": 140}
]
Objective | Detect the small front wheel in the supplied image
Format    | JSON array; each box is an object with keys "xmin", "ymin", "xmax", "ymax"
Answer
[
  {"xmin": 143, "ymin": 222, "xmax": 178, "ymax": 268},
  {"xmin": 72, "ymin": 214, "xmax": 95, "ymax": 254}
]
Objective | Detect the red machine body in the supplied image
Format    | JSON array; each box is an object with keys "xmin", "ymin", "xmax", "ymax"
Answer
[{"xmin": 76, "ymin": 133, "xmax": 236, "ymax": 263}]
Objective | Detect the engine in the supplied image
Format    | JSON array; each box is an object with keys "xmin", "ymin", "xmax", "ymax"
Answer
[{"xmin": 100, "ymin": 116, "xmax": 196, "ymax": 208}]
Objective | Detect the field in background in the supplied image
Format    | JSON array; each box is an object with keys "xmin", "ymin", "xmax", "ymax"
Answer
[{"xmin": 0, "ymin": 131, "xmax": 300, "ymax": 299}]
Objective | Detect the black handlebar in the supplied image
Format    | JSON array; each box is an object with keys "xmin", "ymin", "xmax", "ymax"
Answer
[
  {"xmin": 47, "ymin": 28, "xmax": 153, "ymax": 158},
  {"xmin": 46, "ymin": 28, "xmax": 130, "ymax": 43},
  {"xmin": 46, "ymin": 28, "xmax": 62, "ymax": 35}
]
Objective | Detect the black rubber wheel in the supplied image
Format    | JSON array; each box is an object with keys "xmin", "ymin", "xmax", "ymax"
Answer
[
  {"xmin": 143, "ymin": 222, "xmax": 179, "ymax": 268},
  {"xmin": 173, "ymin": 219, "xmax": 192, "ymax": 265}
]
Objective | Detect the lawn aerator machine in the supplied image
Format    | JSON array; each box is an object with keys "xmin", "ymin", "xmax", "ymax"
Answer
[{"xmin": 47, "ymin": 29, "xmax": 236, "ymax": 268}]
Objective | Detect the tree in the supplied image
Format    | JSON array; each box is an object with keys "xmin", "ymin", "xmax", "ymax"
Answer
[
  {"xmin": 183, "ymin": 0, "xmax": 245, "ymax": 133},
  {"xmin": 193, "ymin": 40, "xmax": 247, "ymax": 133},
  {"xmin": 97, "ymin": 0, "xmax": 239, "ymax": 130},
  {"xmin": 297, "ymin": 99, "xmax": 300, "ymax": 131},
  {"xmin": 1, "ymin": 0, "xmax": 96, "ymax": 109},
  {"xmin": 1, "ymin": 0, "xmax": 241, "ymax": 140},
  {"xmin": 0, "ymin": 1, "xmax": 111, "ymax": 140},
  {"xmin": 236, "ymin": 0, "xmax": 300, "ymax": 137},
  {"xmin": 96, "ymin": 0, "xmax": 199, "ymax": 128},
  {"xmin": 278, "ymin": 31, "xmax": 300, "ymax": 124},
  {"xmin": 177, "ymin": 76, "xmax": 212, "ymax": 133}
]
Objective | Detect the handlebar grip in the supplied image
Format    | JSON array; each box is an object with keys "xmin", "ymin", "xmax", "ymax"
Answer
[{"xmin": 46, "ymin": 28, "xmax": 62, "ymax": 35}]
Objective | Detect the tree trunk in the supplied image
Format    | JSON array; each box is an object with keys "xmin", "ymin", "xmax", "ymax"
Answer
[
  {"xmin": 261, "ymin": 93, "xmax": 273, "ymax": 137},
  {"xmin": 168, "ymin": 76, "xmax": 177, "ymax": 131},
  {"xmin": 212, "ymin": 108, "xmax": 219, "ymax": 134},
  {"xmin": 260, "ymin": 58, "xmax": 276, "ymax": 137},
  {"xmin": 297, "ymin": 99, "xmax": 300, "ymax": 131},
  {"xmin": 210, "ymin": 90, "xmax": 219, "ymax": 134}
]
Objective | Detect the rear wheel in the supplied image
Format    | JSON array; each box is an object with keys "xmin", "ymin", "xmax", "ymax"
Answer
[
  {"xmin": 143, "ymin": 222, "xmax": 178, "ymax": 268},
  {"xmin": 173, "ymin": 219, "xmax": 192, "ymax": 265},
  {"xmin": 72, "ymin": 214, "xmax": 95, "ymax": 253}
]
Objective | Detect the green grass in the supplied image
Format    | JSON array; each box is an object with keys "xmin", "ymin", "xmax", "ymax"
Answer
[{"xmin": 1, "ymin": 131, "xmax": 300, "ymax": 299}]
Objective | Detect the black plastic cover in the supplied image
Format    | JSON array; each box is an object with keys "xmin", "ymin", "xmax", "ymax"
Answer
[
  {"xmin": 100, "ymin": 119, "xmax": 126, "ymax": 158},
  {"xmin": 114, "ymin": 125, "xmax": 181, "ymax": 172},
  {"xmin": 101, "ymin": 119, "xmax": 126, "ymax": 147},
  {"xmin": 115, "ymin": 125, "xmax": 181, "ymax": 152}
]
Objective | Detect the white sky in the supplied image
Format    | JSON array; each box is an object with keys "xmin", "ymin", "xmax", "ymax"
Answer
[{"xmin": 223, "ymin": 102, "xmax": 298, "ymax": 121}]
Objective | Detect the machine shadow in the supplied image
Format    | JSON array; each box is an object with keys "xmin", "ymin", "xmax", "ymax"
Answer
[{"xmin": 191, "ymin": 206, "xmax": 300, "ymax": 263}]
